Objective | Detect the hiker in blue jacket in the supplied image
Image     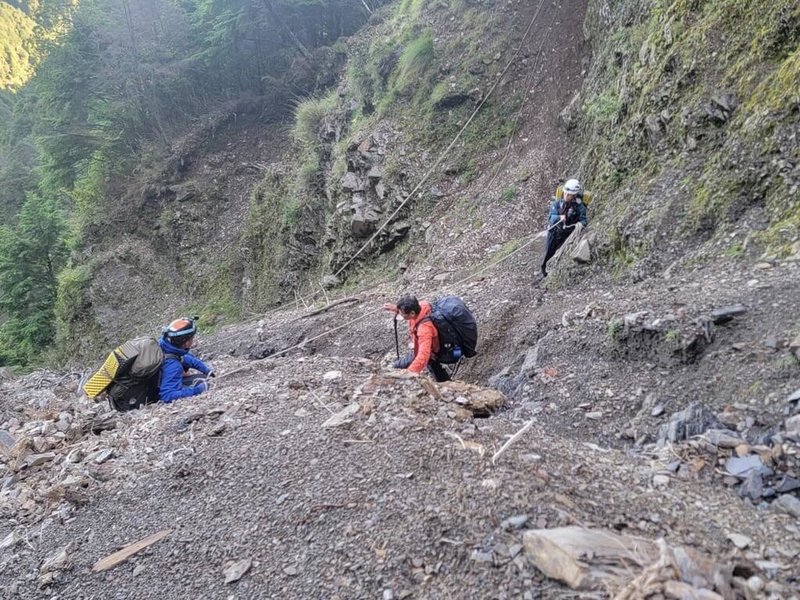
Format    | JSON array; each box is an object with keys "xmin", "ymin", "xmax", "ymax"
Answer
[
  {"xmin": 159, "ymin": 317, "xmax": 215, "ymax": 403},
  {"xmin": 540, "ymin": 178, "xmax": 588, "ymax": 278}
]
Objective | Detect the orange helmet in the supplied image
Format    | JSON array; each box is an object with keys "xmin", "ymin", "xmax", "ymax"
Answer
[{"xmin": 162, "ymin": 317, "xmax": 197, "ymax": 344}]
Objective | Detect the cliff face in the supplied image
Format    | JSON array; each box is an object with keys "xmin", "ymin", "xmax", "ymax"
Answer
[{"xmin": 572, "ymin": 0, "xmax": 800, "ymax": 282}]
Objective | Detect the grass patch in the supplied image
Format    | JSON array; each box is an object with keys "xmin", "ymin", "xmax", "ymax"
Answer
[
  {"xmin": 607, "ymin": 317, "xmax": 624, "ymax": 341},
  {"xmin": 500, "ymin": 186, "xmax": 517, "ymax": 202},
  {"xmin": 395, "ymin": 32, "xmax": 434, "ymax": 94},
  {"xmin": 724, "ymin": 243, "xmax": 744, "ymax": 258},
  {"xmin": 292, "ymin": 91, "xmax": 338, "ymax": 147},
  {"xmin": 583, "ymin": 88, "xmax": 621, "ymax": 123}
]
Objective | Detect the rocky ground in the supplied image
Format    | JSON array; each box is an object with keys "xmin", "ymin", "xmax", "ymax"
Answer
[{"xmin": 1, "ymin": 240, "xmax": 799, "ymax": 598}]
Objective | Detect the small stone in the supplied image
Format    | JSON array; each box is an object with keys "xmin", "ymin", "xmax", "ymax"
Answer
[
  {"xmin": 383, "ymin": 590, "xmax": 394, "ymax": 600},
  {"xmin": 746, "ymin": 576, "xmax": 765, "ymax": 593},
  {"xmin": 586, "ymin": 411, "xmax": 603, "ymax": 420},
  {"xmin": 323, "ymin": 370, "xmax": 342, "ymax": 381},
  {"xmin": 651, "ymin": 405, "xmax": 665, "ymax": 417},
  {"xmin": 294, "ymin": 408, "xmax": 309, "ymax": 418},
  {"xmin": 704, "ymin": 428, "xmax": 743, "ymax": 449},
  {"xmin": 787, "ymin": 388, "xmax": 800, "ymax": 403},
  {"xmin": 727, "ymin": 533, "xmax": 752, "ymax": 549},
  {"xmin": 283, "ymin": 565, "xmax": 298, "ymax": 576},
  {"xmin": 735, "ymin": 444, "xmax": 751, "ymax": 457},
  {"xmin": 775, "ymin": 475, "xmax": 800, "ymax": 494},
  {"xmin": 501, "ymin": 515, "xmax": 529, "ymax": 530},
  {"xmin": 653, "ymin": 475, "xmax": 670, "ymax": 488},
  {"xmin": 0, "ymin": 530, "xmax": 22, "ymax": 551},
  {"xmin": 223, "ymin": 558, "xmax": 252, "ymax": 583},
  {"xmin": 470, "ymin": 549, "xmax": 493, "ymax": 562},
  {"xmin": 774, "ymin": 494, "xmax": 800, "ymax": 518},
  {"xmin": 0, "ymin": 430, "xmax": 14, "ymax": 449},
  {"xmin": 785, "ymin": 415, "xmax": 800, "ymax": 437},
  {"xmin": 725, "ymin": 454, "xmax": 766, "ymax": 478}
]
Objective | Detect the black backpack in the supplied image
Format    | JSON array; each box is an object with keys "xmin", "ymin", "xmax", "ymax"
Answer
[{"xmin": 418, "ymin": 296, "xmax": 478, "ymax": 364}]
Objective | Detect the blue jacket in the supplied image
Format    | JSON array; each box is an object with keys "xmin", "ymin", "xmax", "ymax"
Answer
[
  {"xmin": 158, "ymin": 338, "xmax": 211, "ymax": 403},
  {"xmin": 547, "ymin": 199, "xmax": 588, "ymax": 228}
]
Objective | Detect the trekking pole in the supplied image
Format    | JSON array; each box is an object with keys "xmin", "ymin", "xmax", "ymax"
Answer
[{"xmin": 393, "ymin": 314, "xmax": 400, "ymax": 360}]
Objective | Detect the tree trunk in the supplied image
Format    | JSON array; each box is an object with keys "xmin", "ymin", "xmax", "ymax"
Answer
[{"xmin": 261, "ymin": 0, "xmax": 312, "ymax": 60}]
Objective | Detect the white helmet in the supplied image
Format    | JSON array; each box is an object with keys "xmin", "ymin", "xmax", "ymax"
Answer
[{"xmin": 563, "ymin": 178, "xmax": 582, "ymax": 195}]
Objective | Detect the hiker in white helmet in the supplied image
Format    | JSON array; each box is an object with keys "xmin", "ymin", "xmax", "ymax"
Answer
[{"xmin": 540, "ymin": 178, "xmax": 588, "ymax": 278}]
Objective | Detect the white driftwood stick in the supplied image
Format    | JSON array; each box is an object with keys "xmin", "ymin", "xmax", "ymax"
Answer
[
  {"xmin": 492, "ymin": 419, "xmax": 534, "ymax": 464},
  {"xmin": 92, "ymin": 530, "xmax": 172, "ymax": 573}
]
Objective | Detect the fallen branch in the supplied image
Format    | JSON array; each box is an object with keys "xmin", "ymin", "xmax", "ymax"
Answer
[
  {"xmin": 296, "ymin": 296, "xmax": 362, "ymax": 321},
  {"xmin": 92, "ymin": 530, "xmax": 172, "ymax": 573},
  {"xmin": 216, "ymin": 364, "xmax": 255, "ymax": 381},
  {"xmin": 491, "ymin": 419, "xmax": 535, "ymax": 464}
]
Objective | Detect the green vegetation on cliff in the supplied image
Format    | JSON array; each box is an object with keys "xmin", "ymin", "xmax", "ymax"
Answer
[{"xmin": 579, "ymin": 0, "xmax": 800, "ymax": 270}]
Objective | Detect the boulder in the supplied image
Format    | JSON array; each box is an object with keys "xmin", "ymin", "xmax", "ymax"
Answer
[
  {"xmin": 342, "ymin": 172, "xmax": 361, "ymax": 192},
  {"xmin": 350, "ymin": 196, "xmax": 381, "ymax": 238},
  {"xmin": 658, "ymin": 402, "xmax": 718, "ymax": 445},
  {"xmin": 322, "ymin": 275, "xmax": 340, "ymax": 289},
  {"xmin": 709, "ymin": 304, "xmax": 748, "ymax": 324},
  {"xmin": 774, "ymin": 494, "xmax": 800, "ymax": 519},
  {"xmin": 434, "ymin": 92, "xmax": 471, "ymax": 110}
]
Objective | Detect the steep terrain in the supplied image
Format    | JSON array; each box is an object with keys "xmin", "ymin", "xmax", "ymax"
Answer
[{"xmin": 2, "ymin": 0, "xmax": 800, "ymax": 597}]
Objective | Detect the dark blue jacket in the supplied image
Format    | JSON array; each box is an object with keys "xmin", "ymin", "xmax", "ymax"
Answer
[
  {"xmin": 158, "ymin": 338, "xmax": 210, "ymax": 403},
  {"xmin": 547, "ymin": 199, "xmax": 588, "ymax": 228}
]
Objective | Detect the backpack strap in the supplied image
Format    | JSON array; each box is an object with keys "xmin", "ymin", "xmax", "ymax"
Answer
[{"xmin": 413, "ymin": 315, "xmax": 432, "ymax": 334}]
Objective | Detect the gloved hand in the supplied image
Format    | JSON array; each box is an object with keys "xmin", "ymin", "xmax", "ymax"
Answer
[
  {"xmin": 392, "ymin": 354, "xmax": 413, "ymax": 369},
  {"xmin": 194, "ymin": 380, "xmax": 209, "ymax": 394}
]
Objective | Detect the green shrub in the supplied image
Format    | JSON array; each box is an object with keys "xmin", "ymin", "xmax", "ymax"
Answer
[
  {"xmin": 396, "ymin": 33, "xmax": 433, "ymax": 92},
  {"xmin": 292, "ymin": 91, "xmax": 338, "ymax": 147}
]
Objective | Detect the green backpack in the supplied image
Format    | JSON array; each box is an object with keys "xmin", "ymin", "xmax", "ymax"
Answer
[{"xmin": 84, "ymin": 337, "xmax": 177, "ymax": 411}]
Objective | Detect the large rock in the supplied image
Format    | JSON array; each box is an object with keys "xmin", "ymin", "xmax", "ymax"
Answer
[
  {"xmin": 774, "ymin": 494, "xmax": 800, "ymax": 519},
  {"xmin": 342, "ymin": 172, "xmax": 362, "ymax": 192},
  {"xmin": 709, "ymin": 304, "xmax": 748, "ymax": 324},
  {"xmin": 785, "ymin": 414, "xmax": 800, "ymax": 438},
  {"xmin": 725, "ymin": 454, "xmax": 770, "ymax": 479},
  {"xmin": 657, "ymin": 402, "xmax": 718, "ymax": 446},
  {"xmin": 350, "ymin": 196, "xmax": 381, "ymax": 238},
  {"xmin": 488, "ymin": 340, "xmax": 543, "ymax": 398}
]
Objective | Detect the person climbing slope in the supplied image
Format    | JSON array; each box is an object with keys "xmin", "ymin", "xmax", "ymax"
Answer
[
  {"xmin": 159, "ymin": 317, "xmax": 215, "ymax": 403},
  {"xmin": 540, "ymin": 178, "xmax": 588, "ymax": 279},
  {"xmin": 383, "ymin": 294, "xmax": 451, "ymax": 382}
]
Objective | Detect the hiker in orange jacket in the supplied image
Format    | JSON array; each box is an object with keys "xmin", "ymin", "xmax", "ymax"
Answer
[{"xmin": 383, "ymin": 294, "xmax": 450, "ymax": 382}]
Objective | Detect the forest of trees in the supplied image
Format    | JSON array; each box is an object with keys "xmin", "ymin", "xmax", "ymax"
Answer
[{"xmin": 0, "ymin": 0, "xmax": 388, "ymax": 366}]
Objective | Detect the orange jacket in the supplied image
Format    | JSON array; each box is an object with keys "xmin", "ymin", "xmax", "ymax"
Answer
[{"xmin": 407, "ymin": 301, "xmax": 440, "ymax": 374}]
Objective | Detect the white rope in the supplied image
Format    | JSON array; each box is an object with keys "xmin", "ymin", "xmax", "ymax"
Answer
[
  {"xmin": 207, "ymin": 0, "xmax": 551, "ymax": 347},
  {"xmin": 330, "ymin": 0, "xmax": 548, "ymax": 280}
]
